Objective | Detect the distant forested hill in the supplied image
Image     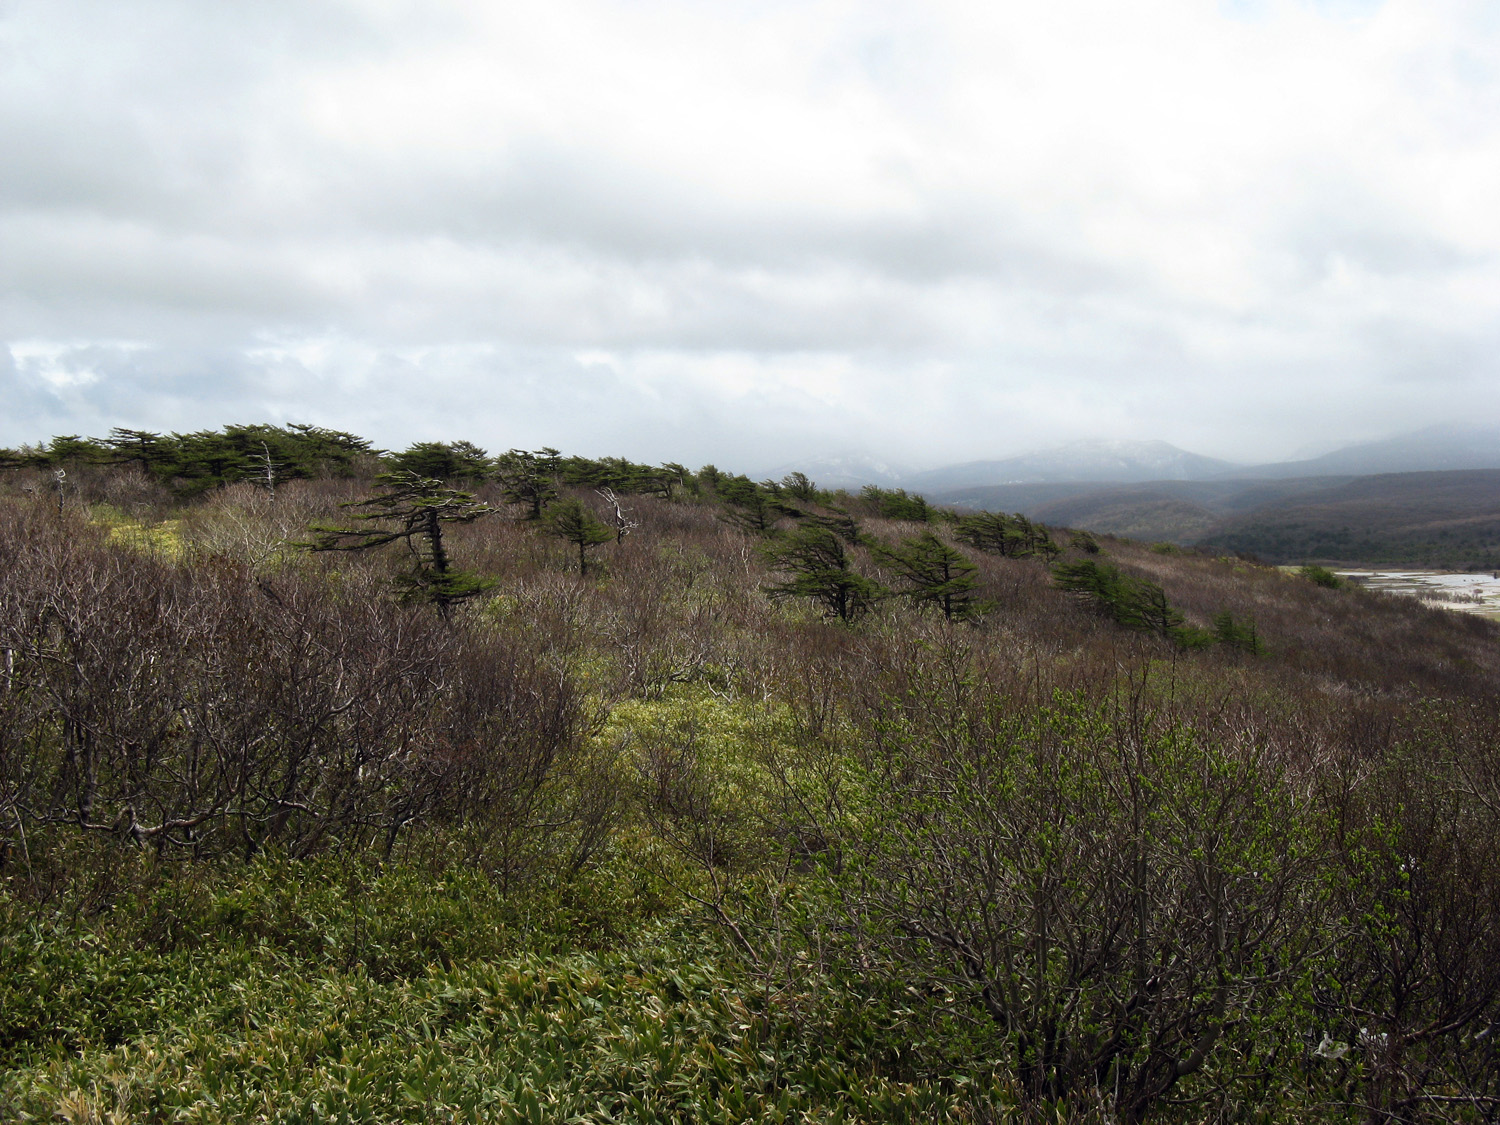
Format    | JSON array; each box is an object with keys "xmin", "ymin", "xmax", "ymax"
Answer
[
  {"xmin": 933, "ymin": 469, "xmax": 1500, "ymax": 567},
  {"xmin": 1195, "ymin": 469, "xmax": 1500, "ymax": 567}
]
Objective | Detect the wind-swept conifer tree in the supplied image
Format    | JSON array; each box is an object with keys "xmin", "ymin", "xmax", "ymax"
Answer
[
  {"xmin": 762, "ymin": 524, "xmax": 884, "ymax": 623},
  {"xmin": 876, "ymin": 532, "xmax": 981, "ymax": 621},
  {"xmin": 545, "ymin": 496, "xmax": 615, "ymax": 576},
  {"xmin": 305, "ymin": 471, "xmax": 494, "ymax": 617},
  {"xmin": 496, "ymin": 448, "xmax": 561, "ymax": 519}
]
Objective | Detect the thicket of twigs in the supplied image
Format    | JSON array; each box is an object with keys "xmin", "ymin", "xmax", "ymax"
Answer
[{"xmin": 3, "ymin": 453, "xmax": 1500, "ymax": 1123}]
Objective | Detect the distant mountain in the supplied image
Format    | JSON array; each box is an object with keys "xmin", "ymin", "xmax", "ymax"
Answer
[
  {"xmin": 756, "ymin": 451, "xmax": 913, "ymax": 492},
  {"xmin": 909, "ymin": 440, "xmax": 1240, "ymax": 491},
  {"xmin": 1197, "ymin": 469, "xmax": 1500, "ymax": 568},
  {"xmin": 929, "ymin": 477, "xmax": 1361, "ymax": 544},
  {"xmin": 1224, "ymin": 424, "xmax": 1500, "ymax": 480},
  {"xmin": 931, "ymin": 469, "xmax": 1500, "ymax": 565},
  {"xmin": 771, "ymin": 425, "xmax": 1500, "ymax": 506}
]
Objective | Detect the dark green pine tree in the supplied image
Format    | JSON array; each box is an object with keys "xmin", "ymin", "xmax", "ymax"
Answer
[
  {"xmin": 719, "ymin": 475, "xmax": 795, "ymax": 534},
  {"xmin": 388, "ymin": 440, "xmax": 492, "ymax": 482},
  {"xmin": 807, "ymin": 506, "xmax": 864, "ymax": 544},
  {"xmin": 42, "ymin": 434, "xmax": 111, "ymax": 465},
  {"xmin": 1124, "ymin": 578, "xmax": 1186, "ymax": 638},
  {"xmin": 658, "ymin": 462, "xmax": 693, "ymax": 499},
  {"xmin": 496, "ymin": 448, "xmax": 561, "ymax": 520},
  {"xmin": 876, "ymin": 532, "xmax": 981, "ymax": 621},
  {"xmin": 544, "ymin": 496, "xmax": 615, "ymax": 576},
  {"xmin": 779, "ymin": 471, "xmax": 818, "ymax": 502},
  {"xmin": 1052, "ymin": 558, "xmax": 1122, "ymax": 603},
  {"xmin": 955, "ymin": 511, "xmax": 1061, "ymax": 559},
  {"xmin": 696, "ymin": 464, "xmax": 725, "ymax": 493},
  {"xmin": 1212, "ymin": 610, "xmax": 1263, "ymax": 654},
  {"xmin": 304, "ymin": 471, "xmax": 495, "ymax": 618},
  {"xmin": 859, "ymin": 485, "xmax": 931, "ymax": 522},
  {"xmin": 1053, "ymin": 559, "xmax": 1209, "ymax": 647},
  {"xmin": 106, "ymin": 428, "xmax": 178, "ymax": 477},
  {"xmin": 1031, "ymin": 524, "xmax": 1062, "ymax": 561},
  {"xmin": 1070, "ymin": 529, "xmax": 1102, "ymax": 554},
  {"xmin": 762, "ymin": 524, "xmax": 885, "ymax": 623},
  {"xmin": 954, "ymin": 511, "xmax": 1026, "ymax": 556}
]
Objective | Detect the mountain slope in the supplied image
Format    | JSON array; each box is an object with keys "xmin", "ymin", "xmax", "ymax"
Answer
[
  {"xmin": 1196, "ymin": 469, "xmax": 1500, "ymax": 567},
  {"xmin": 1030, "ymin": 491, "xmax": 1222, "ymax": 543},
  {"xmin": 910, "ymin": 439, "xmax": 1238, "ymax": 490},
  {"xmin": 1224, "ymin": 424, "xmax": 1500, "ymax": 479},
  {"xmin": 930, "ymin": 477, "xmax": 1361, "ymax": 544}
]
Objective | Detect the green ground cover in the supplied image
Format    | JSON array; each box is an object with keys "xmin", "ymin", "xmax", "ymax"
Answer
[
  {"xmin": 5, "ymin": 441, "xmax": 1500, "ymax": 1122},
  {"xmin": 1, "ymin": 859, "xmax": 988, "ymax": 1124}
]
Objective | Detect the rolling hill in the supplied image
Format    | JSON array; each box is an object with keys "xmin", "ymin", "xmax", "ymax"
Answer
[
  {"xmin": 1195, "ymin": 469, "xmax": 1500, "ymax": 567},
  {"xmin": 930, "ymin": 470, "xmax": 1500, "ymax": 567}
]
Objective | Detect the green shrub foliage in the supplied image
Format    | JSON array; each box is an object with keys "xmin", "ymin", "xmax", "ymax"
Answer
[
  {"xmin": 1299, "ymin": 563, "xmax": 1346, "ymax": 588},
  {"xmin": 797, "ymin": 686, "xmax": 1324, "ymax": 1122},
  {"xmin": 3, "ymin": 429, "xmax": 1500, "ymax": 1123}
]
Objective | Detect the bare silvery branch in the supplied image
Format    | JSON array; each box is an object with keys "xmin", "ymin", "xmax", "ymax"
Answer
[
  {"xmin": 257, "ymin": 441, "xmax": 278, "ymax": 500},
  {"xmin": 596, "ymin": 487, "xmax": 638, "ymax": 544}
]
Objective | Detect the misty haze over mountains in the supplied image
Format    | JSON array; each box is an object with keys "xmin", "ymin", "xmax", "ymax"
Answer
[
  {"xmin": 762, "ymin": 425, "xmax": 1500, "ymax": 566},
  {"xmin": 908, "ymin": 441, "xmax": 1239, "ymax": 491},
  {"xmin": 763, "ymin": 425, "xmax": 1500, "ymax": 493}
]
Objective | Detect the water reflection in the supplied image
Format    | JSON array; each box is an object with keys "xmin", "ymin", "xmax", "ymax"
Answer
[{"xmin": 1337, "ymin": 569, "xmax": 1500, "ymax": 619}]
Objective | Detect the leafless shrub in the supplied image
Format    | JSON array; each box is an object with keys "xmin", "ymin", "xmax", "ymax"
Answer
[
  {"xmin": 1315, "ymin": 700, "xmax": 1500, "ymax": 1122},
  {"xmin": 0, "ymin": 495, "xmax": 590, "ymax": 879},
  {"xmin": 176, "ymin": 480, "xmax": 337, "ymax": 570},
  {"xmin": 783, "ymin": 644, "xmax": 1330, "ymax": 1123}
]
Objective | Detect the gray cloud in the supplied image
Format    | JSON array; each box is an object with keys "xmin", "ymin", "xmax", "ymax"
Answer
[{"xmin": 2, "ymin": 0, "xmax": 1499, "ymax": 468}]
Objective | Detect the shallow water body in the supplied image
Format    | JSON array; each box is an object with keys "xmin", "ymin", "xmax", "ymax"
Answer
[{"xmin": 1336, "ymin": 569, "xmax": 1500, "ymax": 620}]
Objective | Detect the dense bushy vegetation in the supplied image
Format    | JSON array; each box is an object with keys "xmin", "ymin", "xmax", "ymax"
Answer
[{"xmin": 4, "ymin": 428, "xmax": 1500, "ymax": 1122}]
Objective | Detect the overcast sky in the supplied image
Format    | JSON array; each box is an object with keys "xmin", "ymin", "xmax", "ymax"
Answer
[{"xmin": 2, "ymin": 0, "xmax": 1498, "ymax": 470}]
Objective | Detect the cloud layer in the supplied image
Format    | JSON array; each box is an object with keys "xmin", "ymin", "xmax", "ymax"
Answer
[{"xmin": 3, "ymin": 0, "xmax": 1498, "ymax": 468}]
